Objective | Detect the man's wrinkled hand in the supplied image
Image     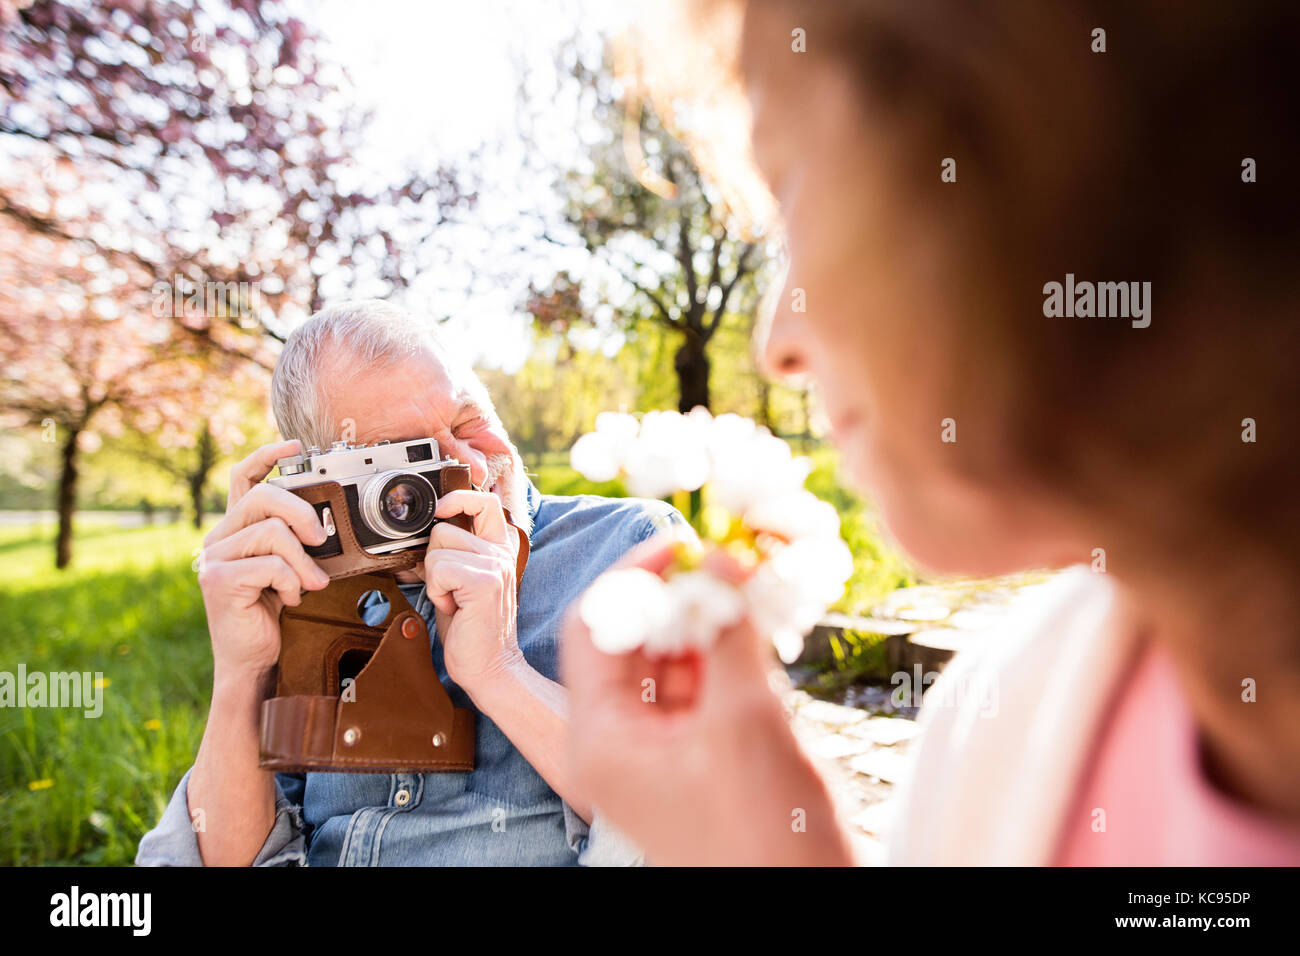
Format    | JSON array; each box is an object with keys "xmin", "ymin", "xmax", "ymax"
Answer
[
  {"xmin": 197, "ymin": 439, "xmax": 331, "ymax": 682},
  {"xmin": 413, "ymin": 489, "xmax": 525, "ymax": 698}
]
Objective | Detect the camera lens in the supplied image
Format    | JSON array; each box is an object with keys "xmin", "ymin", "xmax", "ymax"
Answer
[
  {"xmin": 360, "ymin": 471, "xmax": 437, "ymax": 539},
  {"xmin": 384, "ymin": 482, "xmax": 418, "ymax": 522}
]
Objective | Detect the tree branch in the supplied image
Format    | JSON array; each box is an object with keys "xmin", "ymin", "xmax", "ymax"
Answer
[
  {"xmin": 704, "ymin": 242, "xmax": 759, "ymax": 339},
  {"xmin": 678, "ymin": 210, "xmax": 698, "ymax": 312},
  {"xmin": 616, "ymin": 265, "xmax": 678, "ymax": 329}
]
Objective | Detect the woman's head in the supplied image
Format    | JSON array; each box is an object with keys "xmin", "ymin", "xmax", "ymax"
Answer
[{"xmin": 714, "ymin": 0, "xmax": 1300, "ymax": 578}]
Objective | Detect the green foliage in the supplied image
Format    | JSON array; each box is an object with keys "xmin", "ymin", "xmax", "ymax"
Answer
[
  {"xmin": 480, "ymin": 329, "xmax": 645, "ymax": 461},
  {"xmin": 0, "ymin": 405, "xmax": 280, "ymax": 514},
  {"xmin": 814, "ymin": 629, "xmax": 894, "ymax": 696},
  {"xmin": 803, "ymin": 447, "xmax": 916, "ymax": 615},
  {"xmin": 487, "ymin": 313, "xmax": 813, "ymax": 463},
  {"xmin": 531, "ymin": 457, "xmax": 627, "ymax": 500},
  {"xmin": 0, "ymin": 520, "xmax": 212, "ymax": 865}
]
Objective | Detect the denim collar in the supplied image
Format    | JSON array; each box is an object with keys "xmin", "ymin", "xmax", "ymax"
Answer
[{"xmin": 523, "ymin": 477, "xmax": 543, "ymax": 525}]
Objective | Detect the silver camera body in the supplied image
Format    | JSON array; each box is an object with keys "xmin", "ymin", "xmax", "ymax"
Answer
[{"xmin": 268, "ymin": 438, "xmax": 462, "ymax": 557}]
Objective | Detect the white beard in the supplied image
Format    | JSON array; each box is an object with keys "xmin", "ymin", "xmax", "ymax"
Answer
[{"xmin": 485, "ymin": 450, "xmax": 533, "ymax": 536}]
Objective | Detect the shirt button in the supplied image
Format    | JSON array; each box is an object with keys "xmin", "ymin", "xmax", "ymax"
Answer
[{"xmin": 394, "ymin": 788, "xmax": 411, "ymax": 807}]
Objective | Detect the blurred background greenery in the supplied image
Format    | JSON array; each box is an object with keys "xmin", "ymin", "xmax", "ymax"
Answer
[{"xmin": 0, "ymin": 0, "xmax": 918, "ymax": 865}]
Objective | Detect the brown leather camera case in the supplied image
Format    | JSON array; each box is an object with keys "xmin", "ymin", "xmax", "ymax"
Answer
[{"xmin": 258, "ymin": 466, "xmax": 530, "ymax": 774}]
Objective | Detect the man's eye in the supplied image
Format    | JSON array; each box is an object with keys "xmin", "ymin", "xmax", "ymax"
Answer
[{"xmin": 453, "ymin": 417, "xmax": 486, "ymax": 438}]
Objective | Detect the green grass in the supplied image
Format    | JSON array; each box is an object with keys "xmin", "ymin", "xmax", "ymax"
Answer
[
  {"xmin": 531, "ymin": 461, "xmax": 628, "ymax": 500},
  {"xmin": 0, "ymin": 520, "xmax": 212, "ymax": 866}
]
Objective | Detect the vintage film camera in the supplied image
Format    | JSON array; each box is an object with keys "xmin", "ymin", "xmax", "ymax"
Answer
[
  {"xmin": 257, "ymin": 436, "xmax": 526, "ymax": 774},
  {"xmin": 267, "ymin": 437, "xmax": 475, "ymax": 563}
]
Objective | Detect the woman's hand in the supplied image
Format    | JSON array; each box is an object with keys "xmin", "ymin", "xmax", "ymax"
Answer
[{"xmin": 562, "ymin": 535, "xmax": 856, "ymax": 866}]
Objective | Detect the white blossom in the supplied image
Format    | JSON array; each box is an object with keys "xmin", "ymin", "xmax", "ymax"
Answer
[
  {"xmin": 569, "ymin": 411, "xmax": 640, "ymax": 482},
  {"xmin": 579, "ymin": 568, "xmax": 671, "ymax": 655},
  {"xmin": 743, "ymin": 536, "xmax": 854, "ymax": 663},
  {"xmin": 707, "ymin": 421, "xmax": 813, "ymax": 517},
  {"xmin": 621, "ymin": 409, "xmax": 711, "ymax": 499},
  {"xmin": 594, "ymin": 410, "xmax": 640, "ymax": 450},
  {"xmin": 569, "ymin": 431, "xmax": 620, "ymax": 482},
  {"xmin": 744, "ymin": 490, "xmax": 842, "ymax": 543},
  {"xmin": 771, "ymin": 630, "xmax": 807, "ymax": 667},
  {"xmin": 570, "ymin": 408, "xmax": 854, "ymax": 663},
  {"xmin": 661, "ymin": 570, "xmax": 746, "ymax": 654}
]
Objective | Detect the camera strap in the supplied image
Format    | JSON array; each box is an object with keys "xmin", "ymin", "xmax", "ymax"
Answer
[
  {"xmin": 258, "ymin": 467, "xmax": 531, "ymax": 774},
  {"xmin": 260, "ymin": 572, "xmax": 477, "ymax": 773}
]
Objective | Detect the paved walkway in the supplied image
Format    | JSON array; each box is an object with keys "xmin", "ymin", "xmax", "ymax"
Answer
[
  {"xmin": 778, "ymin": 573, "xmax": 1057, "ymax": 863},
  {"xmin": 778, "ymin": 676, "xmax": 916, "ymax": 864}
]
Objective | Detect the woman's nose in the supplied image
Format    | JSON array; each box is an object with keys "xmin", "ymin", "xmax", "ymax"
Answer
[{"xmin": 758, "ymin": 284, "xmax": 810, "ymax": 383}]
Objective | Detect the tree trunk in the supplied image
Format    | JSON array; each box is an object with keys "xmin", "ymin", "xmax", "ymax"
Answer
[
  {"xmin": 55, "ymin": 426, "xmax": 81, "ymax": 570},
  {"xmin": 188, "ymin": 421, "xmax": 217, "ymax": 529},
  {"xmin": 757, "ymin": 375, "xmax": 773, "ymax": 430},
  {"xmin": 674, "ymin": 334, "xmax": 711, "ymax": 414},
  {"xmin": 800, "ymin": 387, "xmax": 813, "ymax": 451},
  {"xmin": 188, "ymin": 475, "xmax": 205, "ymax": 529}
]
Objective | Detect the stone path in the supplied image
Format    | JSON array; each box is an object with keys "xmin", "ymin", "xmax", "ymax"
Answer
[
  {"xmin": 775, "ymin": 674, "xmax": 919, "ymax": 865},
  {"xmin": 778, "ymin": 573, "xmax": 1059, "ymax": 864}
]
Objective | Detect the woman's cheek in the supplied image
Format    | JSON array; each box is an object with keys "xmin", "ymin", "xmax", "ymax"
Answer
[{"xmin": 847, "ymin": 422, "xmax": 937, "ymax": 562}]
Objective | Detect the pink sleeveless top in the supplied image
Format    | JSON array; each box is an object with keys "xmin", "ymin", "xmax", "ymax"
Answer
[{"xmin": 1054, "ymin": 640, "xmax": 1300, "ymax": 865}]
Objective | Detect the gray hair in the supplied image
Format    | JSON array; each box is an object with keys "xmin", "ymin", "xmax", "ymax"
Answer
[{"xmin": 271, "ymin": 299, "xmax": 470, "ymax": 449}]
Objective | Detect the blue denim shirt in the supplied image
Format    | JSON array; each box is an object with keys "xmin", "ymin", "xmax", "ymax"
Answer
[{"xmin": 136, "ymin": 481, "xmax": 685, "ymax": 866}]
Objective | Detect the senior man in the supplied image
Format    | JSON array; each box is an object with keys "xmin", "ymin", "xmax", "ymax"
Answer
[{"xmin": 136, "ymin": 299, "xmax": 686, "ymax": 866}]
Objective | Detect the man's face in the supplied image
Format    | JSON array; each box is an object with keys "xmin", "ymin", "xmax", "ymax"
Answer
[{"xmin": 318, "ymin": 340, "xmax": 531, "ymax": 529}]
